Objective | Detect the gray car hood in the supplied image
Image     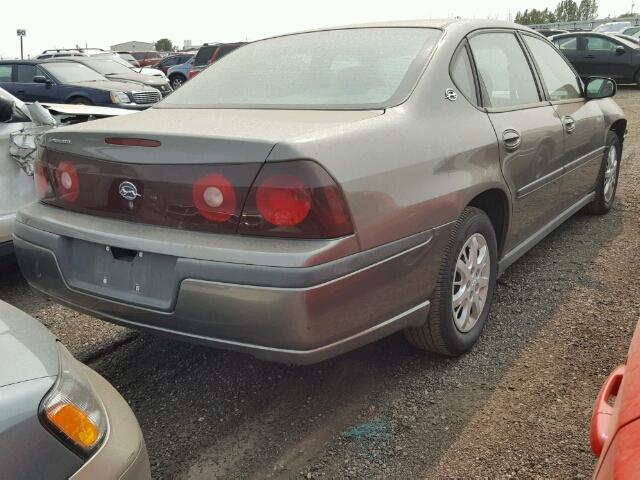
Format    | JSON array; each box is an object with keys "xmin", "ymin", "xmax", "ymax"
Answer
[
  {"xmin": 42, "ymin": 107, "xmax": 384, "ymax": 164},
  {"xmin": 66, "ymin": 79, "xmax": 158, "ymax": 93},
  {"xmin": 0, "ymin": 301, "xmax": 58, "ymax": 388}
]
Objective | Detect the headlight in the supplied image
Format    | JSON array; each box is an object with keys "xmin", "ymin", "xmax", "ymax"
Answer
[
  {"xmin": 110, "ymin": 91, "xmax": 131, "ymax": 104},
  {"xmin": 40, "ymin": 342, "xmax": 107, "ymax": 456}
]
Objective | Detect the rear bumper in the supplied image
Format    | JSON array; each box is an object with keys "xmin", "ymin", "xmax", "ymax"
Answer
[
  {"xmin": 71, "ymin": 365, "xmax": 150, "ymax": 480},
  {"xmin": 15, "ymin": 204, "xmax": 450, "ymax": 364}
]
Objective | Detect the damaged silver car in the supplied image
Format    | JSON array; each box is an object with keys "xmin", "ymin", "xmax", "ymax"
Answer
[{"xmin": 0, "ymin": 88, "xmax": 133, "ymax": 258}]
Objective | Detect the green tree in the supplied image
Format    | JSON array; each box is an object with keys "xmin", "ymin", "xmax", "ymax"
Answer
[
  {"xmin": 555, "ymin": 0, "xmax": 579, "ymax": 21},
  {"xmin": 617, "ymin": 12, "xmax": 637, "ymax": 18},
  {"xmin": 578, "ymin": 0, "xmax": 598, "ymax": 20},
  {"xmin": 155, "ymin": 38, "xmax": 173, "ymax": 52},
  {"xmin": 515, "ymin": 8, "xmax": 556, "ymax": 25}
]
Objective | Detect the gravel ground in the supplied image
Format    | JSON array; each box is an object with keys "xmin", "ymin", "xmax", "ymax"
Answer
[{"xmin": 1, "ymin": 89, "xmax": 639, "ymax": 479}]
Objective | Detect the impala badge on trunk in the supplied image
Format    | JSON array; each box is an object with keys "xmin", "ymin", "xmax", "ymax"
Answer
[{"xmin": 119, "ymin": 181, "xmax": 141, "ymax": 201}]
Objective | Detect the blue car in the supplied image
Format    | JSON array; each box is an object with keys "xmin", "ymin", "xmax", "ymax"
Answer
[
  {"xmin": 166, "ymin": 56, "xmax": 194, "ymax": 89},
  {"xmin": 0, "ymin": 59, "xmax": 161, "ymax": 109}
]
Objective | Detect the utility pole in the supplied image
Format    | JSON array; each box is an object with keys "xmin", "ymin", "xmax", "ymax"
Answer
[{"xmin": 17, "ymin": 29, "xmax": 26, "ymax": 59}]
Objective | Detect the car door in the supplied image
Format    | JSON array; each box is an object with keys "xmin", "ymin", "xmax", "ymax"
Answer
[
  {"xmin": 469, "ymin": 30, "xmax": 566, "ymax": 252},
  {"xmin": 522, "ymin": 33, "xmax": 605, "ymax": 206},
  {"xmin": 13, "ymin": 64, "xmax": 59, "ymax": 102},
  {"xmin": 583, "ymin": 35, "xmax": 634, "ymax": 81}
]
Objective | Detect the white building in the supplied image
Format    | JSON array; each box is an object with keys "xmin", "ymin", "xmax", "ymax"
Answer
[{"xmin": 110, "ymin": 41, "xmax": 155, "ymax": 52}]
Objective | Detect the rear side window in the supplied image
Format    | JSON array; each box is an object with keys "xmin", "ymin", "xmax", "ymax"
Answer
[
  {"xmin": 0, "ymin": 65, "xmax": 12, "ymax": 82},
  {"xmin": 450, "ymin": 46, "xmax": 478, "ymax": 105},
  {"xmin": 555, "ymin": 36, "xmax": 578, "ymax": 51},
  {"xmin": 131, "ymin": 52, "xmax": 145, "ymax": 60},
  {"xmin": 16, "ymin": 64, "xmax": 37, "ymax": 82},
  {"xmin": 523, "ymin": 35, "xmax": 581, "ymax": 101},
  {"xmin": 469, "ymin": 32, "xmax": 540, "ymax": 108}
]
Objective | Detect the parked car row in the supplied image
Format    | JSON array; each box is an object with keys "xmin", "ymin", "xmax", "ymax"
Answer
[{"xmin": 0, "ymin": 58, "xmax": 170, "ymax": 108}]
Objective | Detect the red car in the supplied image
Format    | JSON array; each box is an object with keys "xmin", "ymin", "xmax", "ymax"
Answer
[
  {"xmin": 128, "ymin": 51, "xmax": 162, "ymax": 67},
  {"xmin": 591, "ymin": 321, "xmax": 640, "ymax": 478}
]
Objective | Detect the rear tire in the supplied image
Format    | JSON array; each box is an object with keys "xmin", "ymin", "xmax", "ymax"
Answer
[
  {"xmin": 404, "ymin": 207, "xmax": 498, "ymax": 356},
  {"xmin": 587, "ymin": 131, "xmax": 621, "ymax": 215}
]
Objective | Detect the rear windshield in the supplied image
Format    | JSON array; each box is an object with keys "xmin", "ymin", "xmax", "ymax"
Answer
[
  {"xmin": 158, "ymin": 28, "xmax": 441, "ymax": 109},
  {"xmin": 82, "ymin": 59, "xmax": 133, "ymax": 75},
  {"xmin": 42, "ymin": 62, "xmax": 106, "ymax": 82}
]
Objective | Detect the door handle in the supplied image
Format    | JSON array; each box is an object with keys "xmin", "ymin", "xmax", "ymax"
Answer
[
  {"xmin": 502, "ymin": 129, "xmax": 521, "ymax": 150},
  {"xmin": 17, "ymin": 90, "xmax": 25, "ymax": 94},
  {"xmin": 563, "ymin": 116, "xmax": 576, "ymax": 134},
  {"xmin": 584, "ymin": 55, "xmax": 595, "ymax": 59}
]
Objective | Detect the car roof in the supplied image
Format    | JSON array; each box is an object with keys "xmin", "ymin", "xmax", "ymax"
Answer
[{"xmin": 257, "ymin": 18, "xmax": 535, "ymax": 43}]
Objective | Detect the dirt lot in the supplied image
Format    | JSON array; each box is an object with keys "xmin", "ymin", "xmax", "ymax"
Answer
[{"xmin": 1, "ymin": 89, "xmax": 639, "ymax": 479}]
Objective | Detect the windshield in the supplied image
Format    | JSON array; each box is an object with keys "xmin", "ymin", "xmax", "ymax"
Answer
[
  {"xmin": 159, "ymin": 28, "xmax": 441, "ymax": 109},
  {"xmin": 42, "ymin": 62, "xmax": 106, "ymax": 82},
  {"xmin": 83, "ymin": 59, "xmax": 133, "ymax": 75}
]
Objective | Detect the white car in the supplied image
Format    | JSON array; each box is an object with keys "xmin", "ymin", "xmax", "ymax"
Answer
[{"xmin": 0, "ymin": 88, "xmax": 133, "ymax": 258}]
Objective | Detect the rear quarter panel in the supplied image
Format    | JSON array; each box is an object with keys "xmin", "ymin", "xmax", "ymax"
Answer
[{"xmin": 268, "ymin": 38, "xmax": 505, "ymax": 251}]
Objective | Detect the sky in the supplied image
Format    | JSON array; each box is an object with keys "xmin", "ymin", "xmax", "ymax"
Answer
[{"xmin": 1, "ymin": 0, "xmax": 634, "ymax": 59}]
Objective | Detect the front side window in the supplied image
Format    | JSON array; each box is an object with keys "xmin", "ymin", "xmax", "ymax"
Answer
[
  {"xmin": 524, "ymin": 35, "xmax": 581, "ymax": 101},
  {"xmin": 450, "ymin": 46, "xmax": 478, "ymax": 105},
  {"xmin": 16, "ymin": 64, "xmax": 37, "ymax": 83},
  {"xmin": 585, "ymin": 36, "xmax": 619, "ymax": 52},
  {"xmin": 159, "ymin": 28, "xmax": 442, "ymax": 109},
  {"xmin": 555, "ymin": 36, "xmax": 578, "ymax": 51},
  {"xmin": 469, "ymin": 32, "xmax": 540, "ymax": 108}
]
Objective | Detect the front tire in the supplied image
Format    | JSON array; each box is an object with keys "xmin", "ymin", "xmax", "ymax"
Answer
[
  {"xmin": 69, "ymin": 97, "xmax": 93, "ymax": 105},
  {"xmin": 587, "ymin": 131, "xmax": 621, "ymax": 215},
  {"xmin": 404, "ymin": 207, "xmax": 498, "ymax": 356}
]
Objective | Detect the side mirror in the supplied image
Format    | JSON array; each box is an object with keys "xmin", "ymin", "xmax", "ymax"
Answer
[
  {"xmin": 615, "ymin": 45, "xmax": 626, "ymax": 54},
  {"xmin": 33, "ymin": 75, "xmax": 52, "ymax": 85},
  {"xmin": 0, "ymin": 96, "xmax": 14, "ymax": 122},
  {"xmin": 585, "ymin": 77, "xmax": 617, "ymax": 100}
]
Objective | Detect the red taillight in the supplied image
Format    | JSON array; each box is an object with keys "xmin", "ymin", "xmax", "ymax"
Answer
[
  {"xmin": 192, "ymin": 174, "xmax": 237, "ymax": 223},
  {"xmin": 54, "ymin": 160, "xmax": 80, "ymax": 203},
  {"xmin": 239, "ymin": 161, "xmax": 354, "ymax": 239},
  {"xmin": 34, "ymin": 160, "xmax": 51, "ymax": 197},
  {"xmin": 256, "ymin": 174, "xmax": 311, "ymax": 226}
]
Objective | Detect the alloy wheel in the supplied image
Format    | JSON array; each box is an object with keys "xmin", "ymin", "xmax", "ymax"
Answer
[
  {"xmin": 604, "ymin": 144, "xmax": 618, "ymax": 204},
  {"xmin": 452, "ymin": 233, "xmax": 491, "ymax": 333}
]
